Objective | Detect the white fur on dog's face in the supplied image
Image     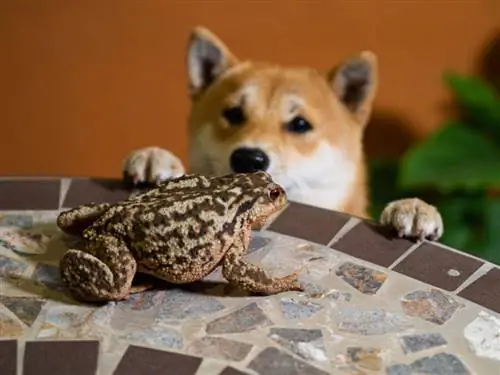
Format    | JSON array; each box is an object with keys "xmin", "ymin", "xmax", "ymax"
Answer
[{"xmin": 189, "ymin": 128, "xmax": 356, "ymax": 209}]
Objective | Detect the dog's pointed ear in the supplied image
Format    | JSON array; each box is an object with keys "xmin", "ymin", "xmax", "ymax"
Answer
[
  {"xmin": 327, "ymin": 51, "xmax": 378, "ymax": 126},
  {"xmin": 187, "ymin": 27, "xmax": 239, "ymax": 97}
]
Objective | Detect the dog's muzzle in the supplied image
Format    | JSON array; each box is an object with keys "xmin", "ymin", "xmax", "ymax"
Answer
[{"xmin": 230, "ymin": 147, "xmax": 270, "ymax": 173}]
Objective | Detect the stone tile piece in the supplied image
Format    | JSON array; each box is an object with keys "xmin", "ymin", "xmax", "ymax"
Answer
[
  {"xmin": 303, "ymin": 285, "xmax": 352, "ymax": 302},
  {"xmin": 0, "ymin": 228, "xmax": 52, "ymax": 256},
  {"xmin": 346, "ymin": 347, "xmax": 384, "ymax": 371},
  {"xmin": 279, "ymin": 297, "xmax": 323, "ymax": 320},
  {"xmin": 259, "ymin": 237, "xmax": 339, "ymax": 288},
  {"xmin": 399, "ymin": 333, "xmax": 447, "ymax": 354},
  {"xmin": 23, "ymin": 340, "xmax": 99, "ymax": 375},
  {"xmin": 32, "ymin": 263, "xmax": 65, "ymax": 292},
  {"xmin": 186, "ymin": 336, "xmax": 253, "ymax": 362},
  {"xmin": 0, "ymin": 255, "xmax": 28, "ymax": 277},
  {"xmin": 269, "ymin": 202, "xmax": 350, "ymax": 244},
  {"xmin": 113, "ymin": 345, "xmax": 202, "ymax": 375},
  {"xmin": 393, "ymin": 243, "xmax": 483, "ymax": 291},
  {"xmin": 249, "ymin": 234, "xmax": 272, "ymax": 253},
  {"xmin": 120, "ymin": 327, "xmax": 183, "ymax": 350},
  {"xmin": 325, "ymin": 290, "xmax": 352, "ymax": 302},
  {"xmin": 337, "ymin": 308, "xmax": 411, "ymax": 335},
  {"xmin": 0, "ymin": 311, "xmax": 24, "ymax": 337},
  {"xmin": 0, "ymin": 214, "xmax": 34, "ymax": 228},
  {"xmin": 248, "ymin": 347, "xmax": 329, "ymax": 375},
  {"xmin": 36, "ymin": 305, "xmax": 111, "ymax": 340},
  {"xmin": 118, "ymin": 290, "xmax": 165, "ymax": 311},
  {"xmin": 386, "ymin": 353, "xmax": 470, "ymax": 375},
  {"xmin": 331, "ymin": 221, "xmax": 414, "ymax": 267},
  {"xmin": 0, "ymin": 237, "xmax": 19, "ymax": 254},
  {"xmin": 401, "ymin": 289, "xmax": 463, "ymax": 325},
  {"xmin": 63, "ymin": 178, "xmax": 130, "ymax": 207},
  {"xmin": 269, "ymin": 327, "xmax": 327, "ymax": 362},
  {"xmin": 219, "ymin": 368, "xmax": 250, "ymax": 375},
  {"xmin": 0, "ymin": 179, "xmax": 61, "ymax": 210},
  {"xmin": 458, "ymin": 267, "xmax": 500, "ymax": 314},
  {"xmin": 0, "ymin": 296, "xmax": 45, "ymax": 327},
  {"xmin": 206, "ymin": 302, "xmax": 272, "ymax": 334},
  {"xmin": 464, "ymin": 310, "xmax": 500, "ymax": 361},
  {"xmin": 0, "ymin": 340, "xmax": 16, "ymax": 375},
  {"xmin": 335, "ymin": 262, "xmax": 388, "ymax": 295},
  {"xmin": 156, "ymin": 289, "xmax": 225, "ymax": 321}
]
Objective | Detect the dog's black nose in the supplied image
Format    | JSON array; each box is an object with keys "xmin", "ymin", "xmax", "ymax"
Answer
[{"xmin": 230, "ymin": 147, "xmax": 270, "ymax": 173}]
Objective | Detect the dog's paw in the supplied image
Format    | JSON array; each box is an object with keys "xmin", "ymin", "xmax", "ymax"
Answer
[
  {"xmin": 379, "ymin": 198, "xmax": 443, "ymax": 242},
  {"xmin": 123, "ymin": 147, "xmax": 185, "ymax": 186}
]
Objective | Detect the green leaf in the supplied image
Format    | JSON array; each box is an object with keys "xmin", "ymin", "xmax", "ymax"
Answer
[
  {"xmin": 481, "ymin": 198, "xmax": 500, "ymax": 265},
  {"xmin": 438, "ymin": 196, "xmax": 475, "ymax": 251},
  {"xmin": 436, "ymin": 193, "xmax": 500, "ymax": 265},
  {"xmin": 444, "ymin": 73, "xmax": 500, "ymax": 135},
  {"xmin": 436, "ymin": 193, "xmax": 489, "ymax": 258},
  {"xmin": 399, "ymin": 122, "xmax": 500, "ymax": 189}
]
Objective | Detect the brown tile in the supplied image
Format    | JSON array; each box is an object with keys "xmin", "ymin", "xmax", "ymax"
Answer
[
  {"xmin": 63, "ymin": 178, "xmax": 130, "ymax": 207},
  {"xmin": 458, "ymin": 267, "xmax": 500, "ymax": 313},
  {"xmin": 0, "ymin": 340, "xmax": 16, "ymax": 375},
  {"xmin": 393, "ymin": 243, "xmax": 483, "ymax": 291},
  {"xmin": 268, "ymin": 202, "xmax": 350, "ymax": 245},
  {"xmin": 23, "ymin": 340, "xmax": 99, "ymax": 375},
  {"xmin": 113, "ymin": 345, "xmax": 202, "ymax": 375},
  {"xmin": 0, "ymin": 180, "xmax": 60, "ymax": 210},
  {"xmin": 219, "ymin": 367, "xmax": 250, "ymax": 375},
  {"xmin": 331, "ymin": 221, "xmax": 414, "ymax": 267}
]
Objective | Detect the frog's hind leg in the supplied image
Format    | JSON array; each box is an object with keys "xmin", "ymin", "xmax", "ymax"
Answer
[
  {"xmin": 60, "ymin": 235, "xmax": 136, "ymax": 302},
  {"xmin": 222, "ymin": 233, "xmax": 304, "ymax": 295},
  {"xmin": 57, "ymin": 203, "xmax": 111, "ymax": 236}
]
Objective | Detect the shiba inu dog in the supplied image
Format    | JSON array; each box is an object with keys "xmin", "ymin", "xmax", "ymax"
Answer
[{"xmin": 123, "ymin": 26, "xmax": 443, "ymax": 242}]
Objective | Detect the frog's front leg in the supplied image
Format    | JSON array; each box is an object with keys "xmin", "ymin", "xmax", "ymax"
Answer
[
  {"xmin": 222, "ymin": 232, "xmax": 303, "ymax": 295},
  {"xmin": 57, "ymin": 203, "xmax": 111, "ymax": 236},
  {"xmin": 60, "ymin": 234, "xmax": 137, "ymax": 302}
]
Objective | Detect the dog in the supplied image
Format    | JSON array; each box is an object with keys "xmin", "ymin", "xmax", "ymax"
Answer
[{"xmin": 122, "ymin": 26, "xmax": 443, "ymax": 242}]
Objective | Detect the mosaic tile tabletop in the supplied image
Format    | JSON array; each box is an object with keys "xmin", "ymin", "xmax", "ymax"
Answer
[{"xmin": 0, "ymin": 177, "xmax": 500, "ymax": 374}]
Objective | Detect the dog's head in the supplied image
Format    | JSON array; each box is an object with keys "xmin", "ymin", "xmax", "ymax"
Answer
[{"xmin": 186, "ymin": 26, "xmax": 377, "ymax": 200}]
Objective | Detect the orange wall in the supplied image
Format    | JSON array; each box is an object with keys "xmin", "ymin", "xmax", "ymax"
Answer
[{"xmin": 1, "ymin": 1, "xmax": 499, "ymax": 177}]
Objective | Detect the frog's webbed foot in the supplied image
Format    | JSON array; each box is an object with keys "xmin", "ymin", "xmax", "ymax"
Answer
[
  {"xmin": 57, "ymin": 203, "xmax": 112, "ymax": 236},
  {"xmin": 222, "ymin": 252, "xmax": 303, "ymax": 295},
  {"xmin": 60, "ymin": 235, "xmax": 136, "ymax": 302}
]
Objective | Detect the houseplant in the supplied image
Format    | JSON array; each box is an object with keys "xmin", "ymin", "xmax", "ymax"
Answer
[{"xmin": 369, "ymin": 72, "xmax": 500, "ymax": 264}]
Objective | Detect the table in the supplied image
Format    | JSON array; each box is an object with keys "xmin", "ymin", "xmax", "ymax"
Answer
[{"xmin": 0, "ymin": 177, "xmax": 499, "ymax": 374}]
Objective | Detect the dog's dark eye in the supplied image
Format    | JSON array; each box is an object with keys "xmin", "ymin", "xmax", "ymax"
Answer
[
  {"xmin": 286, "ymin": 116, "xmax": 313, "ymax": 134},
  {"xmin": 222, "ymin": 106, "xmax": 246, "ymax": 126}
]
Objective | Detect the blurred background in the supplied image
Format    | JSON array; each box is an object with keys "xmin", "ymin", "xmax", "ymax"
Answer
[{"xmin": 1, "ymin": 1, "xmax": 500, "ymax": 262}]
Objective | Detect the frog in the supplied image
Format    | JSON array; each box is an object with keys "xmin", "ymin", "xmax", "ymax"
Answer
[{"xmin": 57, "ymin": 171, "xmax": 303, "ymax": 302}]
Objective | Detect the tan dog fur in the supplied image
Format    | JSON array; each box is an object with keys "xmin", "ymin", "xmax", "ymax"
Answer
[{"xmin": 124, "ymin": 27, "xmax": 443, "ymax": 242}]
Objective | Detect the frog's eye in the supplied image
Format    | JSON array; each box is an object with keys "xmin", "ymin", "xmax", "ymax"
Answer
[{"xmin": 269, "ymin": 187, "xmax": 284, "ymax": 201}]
